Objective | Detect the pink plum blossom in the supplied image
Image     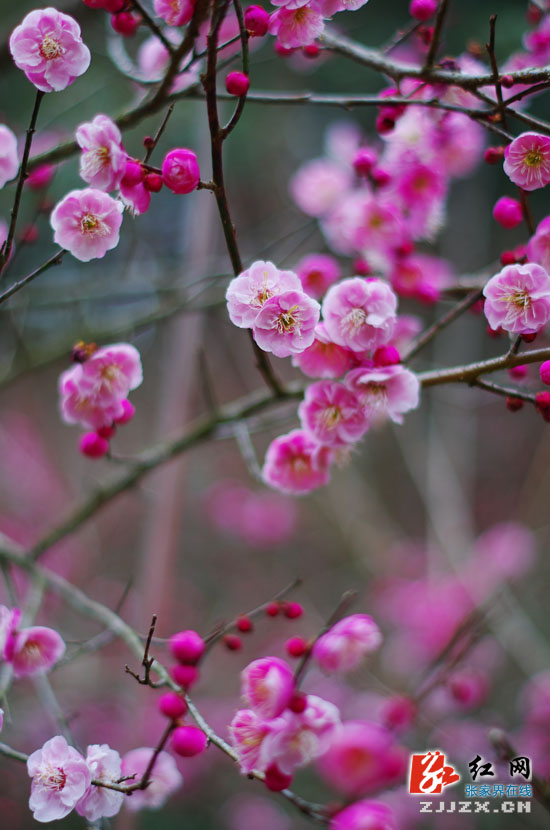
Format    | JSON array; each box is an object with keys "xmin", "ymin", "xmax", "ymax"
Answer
[
  {"xmin": 292, "ymin": 323, "xmax": 357, "ymax": 378},
  {"xmin": 503, "ymin": 132, "xmax": 550, "ymax": 191},
  {"xmin": 120, "ymin": 748, "xmax": 182, "ymax": 810},
  {"xmin": 10, "ymin": 8, "xmax": 91, "ymax": 93},
  {"xmin": 75, "ymin": 745, "xmax": 124, "ymax": 821},
  {"xmin": 0, "ymin": 125, "xmax": 19, "ymax": 189},
  {"xmin": 10, "ymin": 625, "xmax": 66, "ymax": 678},
  {"xmin": 330, "ymin": 800, "xmax": 396, "ymax": 830},
  {"xmin": 313, "ymin": 613, "xmax": 382, "ymax": 673},
  {"xmin": 262, "ymin": 429, "xmax": 332, "ymax": 494},
  {"xmin": 527, "ymin": 216, "xmax": 550, "ymax": 272},
  {"xmin": 269, "ymin": 6, "xmax": 325, "ymax": 49},
  {"xmin": 119, "ymin": 178, "xmax": 151, "ymax": 216},
  {"xmin": 322, "ymin": 278, "xmax": 397, "ymax": 353},
  {"xmin": 316, "ymin": 721, "xmax": 406, "ymax": 795},
  {"xmin": 253, "ymin": 290, "xmax": 320, "ymax": 357},
  {"xmin": 482, "ymin": 263, "xmax": 550, "ymax": 335},
  {"xmin": 296, "ymin": 253, "xmax": 341, "ymax": 299},
  {"xmin": 226, "ymin": 260, "xmax": 301, "ymax": 328},
  {"xmin": 27, "ymin": 736, "xmax": 91, "ymax": 823},
  {"xmin": 345, "ymin": 365, "xmax": 420, "ymax": 424},
  {"xmin": 229, "ymin": 709, "xmax": 272, "ymax": 773},
  {"xmin": 76, "ymin": 115, "xmax": 126, "ymax": 192},
  {"xmin": 241, "ymin": 657, "xmax": 295, "ymax": 718},
  {"xmin": 290, "ymin": 159, "xmax": 352, "ymax": 217},
  {"xmin": 154, "ymin": 0, "xmax": 194, "ymax": 26},
  {"xmin": 0, "ymin": 604, "xmax": 21, "ymax": 661},
  {"xmin": 298, "ymin": 380, "xmax": 369, "ymax": 446},
  {"xmin": 389, "ymin": 253, "xmax": 454, "ymax": 304},
  {"xmin": 50, "ymin": 188, "xmax": 124, "ymax": 261}
]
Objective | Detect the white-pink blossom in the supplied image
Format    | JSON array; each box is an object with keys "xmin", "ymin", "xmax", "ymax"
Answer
[
  {"xmin": 75, "ymin": 745, "xmax": 124, "ymax": 822},
  {"xmin": 50, "ymin": 188, "xmax": 124, "ymax": 261},
  {"xmin": 322, "ymin": 278, "xmax": 397, "ymax": 353},
  {"xmin": 27, "ymin": 736, "xmax": 91, "ymax": 823},
  {"xmin": 345, "ymin": 364, "xmax": 420, "ymax": 424},
  {"xmin": 226, "ymin": 260, "xmax": 302, "ymax": 328},
  {"xmin": 0, "ymin": 125, "xmax": 19, "ymax": 189},
  {"xmin": 120, "ymin": 748, "xmax": 182, "ymax": 810},
  {"xmin": 253, "ymin": 290, "xmax": 320, "ymax": 357},
  {"xmin": 76, "ymin": 115, "xmax": 126, "ymax": 192}
]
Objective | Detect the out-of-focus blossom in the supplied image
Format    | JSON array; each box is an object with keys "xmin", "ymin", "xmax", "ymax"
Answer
[
  {"xmin": 295, "ymin": 253, "xmax": 341, "ymax": 299},
  {"xmin": 0, "ymin": 125, "xmax": 19, "ymax": 189},
  {"xmin": 330, "ymin": 800, "xmax": 396, "ymax": 830},
  {"xmin": 290, "ymin": 159, "xmax": 352, "ymax": 216},
  {"xmin": 262, "ymin": 429, "xmax": 332, "ymax": 494},
  {"xmin": 154, "ymin": 0, "xmax": 194, "ymax": 26},
  {"xmin": 313, "ymin": 614, "xmax": 382, "ymax": 673},
  {"xmin": 230, "ymin": 709, "xmax": 273, "ymax": 773},
  {"xmin": 269, "ymin": 6, "xmax": 325, "ymax": 49},
  {"xmin": 75, "ymin": 745, "xmax": 124, "ymax": 821},
  {"xmin": 120, "ymin": 748, "xmax": 182, "ymax": 810},
  {"xmin": 10, "ymin": 626, "xmax": 66, "ymax": 678},
  {"xmin": 345, "ymin": 365, "xmax": 420, "ymax": 424}
]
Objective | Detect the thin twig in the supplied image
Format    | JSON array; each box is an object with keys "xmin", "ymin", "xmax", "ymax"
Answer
[
  {"xmin": 0, "ymin": 250, "xmax": 66, "ymax": 306},
  {"xmin": 424, "ymin": 0, "xmax": 450, "ymax": 70},
  {"xmin": 142, "ymin": 104, "xmax": 174, "ymax": 164},
  {"xmin": 294, "ymin": 590, "xmax": 357, "ymax": 687},
  {"xmin": 131, "ymin": 0, "xmax": 175, "ymax": 54},
  {"xmin": 486, "ymin": 15, "xmax": 506, "ymax": 129},
  {"xmin": 403, "ymin": 289, "xmax": 484, "ymax": 362}
]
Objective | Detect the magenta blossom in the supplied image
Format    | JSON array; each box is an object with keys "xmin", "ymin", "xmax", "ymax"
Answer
[
  {"xmin": 241, "ymin": 657, "xmax": 295, "ymax": 719},
  {"xmin": 120, "ymin": 748, "xmax": 182, "ymax": 810},
  {"xmin": 229, "ymin": 709, "xmax": 272, "ymax": 773},
  {"xmin": 299, "ymin": 380, "xmax": 369, "ymax": 446},
  {"xmin": 27, "ymin": 736, "xmax": 91, "ymax": 823},
  {"xmin": 154, "ymin": 0, "xmax": 194, "ymax": 26},
  {"xmin": 345, "ymin": 365, "xmax": 420, "ymax": 424},
  {"xmin": 296, "ymin": 253, "xmax": 342, "ymax": 299},
  {"xmin": 269, "ymin": 6, "xmax": 325, "ymax": 48},
  {"xmin": 253, "ymin": 290, "xmax": 320, "ymax": 357},
  {"xmin": 0, "ymin": 125, "xmax": 19, "ymax": 189},
  {"xmin": 483, "ymin": 263, "xmax": 550, "ymax": 335},
  {"xmin": 162, "ymin": 148, "xmax": 200, "ymax": 194},
  {"xmin": 10, "ymin": 8, "xmax": 90, "ymax": 93},
  {"xmin": 322, "ymin": 278, "xmax": 397, "ymax": 353},
  {"xmin": 76, "ymin": 115, "xmax": 126, "ymax": 192},
  {"xmin": 330, "ymin": 800, "xmax": 396, "ymax": 830},
  {"xmin": 292, "ymin": 323, "xmax": 357, "ymax": 379},
  {"xmin": 75, "ymin": 745, "xmax": 124, "ymax": 822},
  {"xmin": 11, "ymin": 626, "xmax": 66, "ymax": 678},
  {"xmin": 226, "ymin": 260, "xmax": 301, "ymax": 328},
  {"xmin": 527, "ymin": 216, "xmax": 550, "ymax": 273},
  {"xmin": 50, "ymin": 188, "xmax": 124, "ymax": 261},
  {"xmin": 262, "ymin": 429, "xmax": 332, "ymax": 494},
  {"xmin": 313, "ymin": 613, "xmax": 382, "ymax": 674},
  {"xmin": 503, "ymin": 132, "xmax": 550, "ymax": 191}
]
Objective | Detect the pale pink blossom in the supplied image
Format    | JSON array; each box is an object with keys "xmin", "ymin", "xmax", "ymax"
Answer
[
  {"xmin": 350, "ymin": 197, "xmax": 409, "ymax": 255},
  {"xmin": 10, "ymin": 8, "xmax": 90, "ymax": 93},
  {"xmin": 253, "ymin": 290, "xmax": 320, "ymax": 357},
  {"xmin": 0, "ymin": 604, "xmax": 21, "ymax": 661},
  {"xmin": 269, "ymin": 6, "xmax": 325, "ymax": 48},
  {"xmin": 76, "ymin": 115, "xmax": 126, "ymax": 192},
  {"xmin": 50, "ymin": 188, "xmax": 123, "ymax": 261},
  {"xmin": 27, "ymin": 736, "xmax": 91, "ymax": 823},
  {"xmin": 322, "ymin": 278, "xmax": 397, "ymax": 353},
  {"xmin": 226, "ymin": 260, "xmax": 301, "ymax": 328},
  {"xmin": 316, "ymin": 721, "xmax": 406, "ymax": 795},
  {"xmin": 330, "ymin": 800, "xmax": 396, "ymax": 830},
  {"xmin": 120, "ymin": 748, "xmax": 182, "ymax": 810},
  {"xmin": 136, "ymin": 34, "xmax": 199, "ymax": 92},
  {"xmin": 299, "ymin": 380, "xmax": 369, "ymax": 446},
  {"xmin": 345, "ymin": 365, "xmax": 420, "ymax": 424},
  {"xmin": 296, "ymin": 253, "xmax": 341, "ymax": 299},
  {"xmin": 317, "ymin": 0, "xmax": 370, "ymax": 15},
  {"xmin": 241, "ymin": 657, "xmax": 295, "ymax": 719},
  {"xmin": 75, "ymin": 745, "xmax": 124, "ymax": 821},
  {"xmin": 262, "ymin": 429, "xmax": 332, "ymax": 494},
  {"xmin": 290, "ymin": 158, "xmax": 352, "ymax": 217},
  {"xmin": 527, "ymin": 216, "xmax": 550, "ymax": 272},
  {"xmin": 313, "ymin": 613, "xmax": 382, "ymax": 673},
  {"xmin": 259, "ymin": 695, "xmax": 340, "ymax": 774},
  {"xmin": 229, "ymin": 709, "xmax": 272, "ymax": 773},
  {"xmin": 11, "ymin": 625, "xmax": 66, "ymax": 678},
  {"xmin": 292, "ymin": 322, "xmax": 357, "ymax": 379},
  {"xmin": 503, "ymin": 132, "xmax": 550, "ymax": 191},
  {"xmin": 0, "ymin": 125, "xmax": 19, "ymax": 189},
  {"xmin": 154, "ymin": 0, "xmax": 194, "ymax": 26},
  {"xmin": 483, "ymin": 263, "xmax": 550, "ymax": 334}
]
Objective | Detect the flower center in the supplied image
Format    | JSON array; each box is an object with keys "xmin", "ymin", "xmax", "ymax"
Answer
[
  {"xmin": 22, "ymin": 640, "xmax": 43, "ymax": 664},
  {"xmin": 40, "ymin": 36, "xmax": 65, "ymax": 60},
  {"xmin": 80, "ymin": 213, "xmax": 105, "ymax": 236},
  {"xmin": 319, "ymin": 405, "xmax": 341, "ymax": 429},
  {"xmin": 37, "ymin": 764, "xmax": 66, "ymax": 792},
  {"xmin": 276, "ymin": 305, "xmax": 300, "ymax": 335},
  {"xmin": 524, "ymin": 149, "xmax": 544, "ymax": 168},
  {"xmin": 342, "ymin": 308, "xmax": 366, "ymax": 336},
  {"xmin": 294, "ymin": 6, "xmax": 309, "ymax": 22}
]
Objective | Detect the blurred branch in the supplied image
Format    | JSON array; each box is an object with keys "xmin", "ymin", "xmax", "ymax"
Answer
[{"xmin": 0, "ymin": 250, "xmax": 66, "ymax": 306}]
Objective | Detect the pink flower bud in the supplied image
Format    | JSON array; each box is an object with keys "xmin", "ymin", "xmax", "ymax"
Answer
[
  {"xmin": 283, "ymin": 602, "xmax": 303, "ymax": 619},
  {"xmin": 111, "ymin": 12, "xmax": 140, "ymax": 36},
  {"xmin": 506, "ymin": 396, "xmax": 524, "ymax": 412},
  {"xmin": 158, "ymin": 692, "xmax": 187, "ymax": 720},
  {"xmin": 353, "ymin": 257, "xmax": 371, "ymax": 276},
  {"xmin": 540, "ymin": 360, "xmax": 550, "ymax": 384},
  {"xmin": 79, "ymin": 432, "xmax": 110, "ymax": 458},
  {"xmin": 484, "ymin": 146, "xmax": 505, "ymax": 164},
  {"xmin": 144, "ymin": 172, "xmax": 163, "ymax": 192},
  {"xmin": 244, "ymin": 5, "xmax": 269, "ymax": 37},
  {"xmin": 226, "ymin": 71, "xmax": 250, "ymax": 96},
  {"xmin": 224, "ymin": 634, "xmax": 243, "ymax": 651},
  {"xmin": 353, "ymin": 148, "xmax": 377, "ymax": 176},
  {"xmin": 371, "ymin": 166, "xmax": 392, "ymax": 186},
  {"xmin": 501, "ymin": 74, "xmax": 515, "ymax": 88},
  {"xmin": 286, "ymin": 637, "xmax": 308, "ymax": 657},
  {"xmin": 288, "ymin": 691, "xmax": 307, "ymax": 713},
  {"xmin": 104, "ymin": 0, "xmax": 126, "ymax": 10},
  {"xmin": 409, "ymin": 0, "xmax": 437, "ymax": 21},
  {"xmin": 237, "ymin": 616, "xmax": 253, "ymax": 632},
  {"xmin": 97, "ymin": 424, "xmax": 116, "ymax": 439},
  {"xmin": 171, "ymin": 664, "xmax": 199, "ymax": 689},
  {"xmin": 493, "ymin": 196, "xmax": 523, "ymax": 229},
  {"xmin": 264, "ymin": 763, "xmax": 292, "ymax": 792},
  {"xmin": 114, "ymin": 399, "xmax": 135, "ymax": 425},
  {"xmin": 380, "ymin": 695, "xmax": 417, "ymax": 731},
  {"xmin": 508, "ymin": 364, "xmax": 527, "ymax": 380},
  {"xmin": 172, "ymin": 726, "xmax": 207, "ymax": 757},
  {"xmin": 169, "ymin": 629, "xmax": 205, "ymax": 664},
  {"xmin": 373, "ymin": 345, "xmax": 401, "ymax": 367},
  {"xmin": 162, "ymin": 148, "xmax": 200, "ymax": 194},
  {"xmin": 303, "ymin": 43, "xmax": 320, "ymax": 58},
  {"xmin": 121, "ymin": 159, "xmax": 144, "ymax": 187},
  {"xmin": 265, "ymin": 602, "xmax": 280, "ymax": 617}
]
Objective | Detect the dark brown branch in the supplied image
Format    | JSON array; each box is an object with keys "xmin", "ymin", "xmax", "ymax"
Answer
[
  {"xmin": 131, "ymin": 0, "xmax": 175, "ymax": 54},
  {"xmin": 486, "ymin": 15, "xmax": 506, "ymax": 129},
  {"xmin": 424, "ymin": 0, "xmax": 450, "ymax": 70}
]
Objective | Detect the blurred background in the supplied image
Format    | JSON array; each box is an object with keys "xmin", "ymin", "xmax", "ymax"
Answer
[{"xmin": 1, "ymin": 0, "xmax": 550, "ymax": 827}]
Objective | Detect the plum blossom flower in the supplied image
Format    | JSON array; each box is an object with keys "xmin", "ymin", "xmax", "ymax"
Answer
[
  {"xmin": 295, "ymin": 253, "xmax": 341, "ymax": 299},
  {"xmin": 313, "ymin": 613, "xmax": 382, "ymax": 673},
  {"xmin": 527, "ymin": 216, "xmax": 550, "ymax": 273},
  {"xmin": 262, "ymin": 429, "xmax": 332, "ymax": 494},
  {"xmin": 50, "ymin": 189, "xmax": 124, "ymax": 261},
  {"xmin": 75, "ymin": 745, "xmax": 124, "ymax": 822},
  {"xmin": 322, "ymin": 278, "xmax": 397, "ymax": 353},
  {"xmin": 229, "ymin": 709, "xmax": 273, "ymax": 773},
  {"xmin": 290, "ymin": 159, "xmax": 352, "ymax": 217},
  {"xmin": 154, "ymin": 0, "xmax": 194, "ymax": 26},
  {"xmin": 299, "ymin": 380, "xmax": 369, "ymax": 446},
  {"xmin": 259, "ymin": 695, "xmax": 340, "ymax": 774},
  {"xmin": 0, "ymin": 604, "xmax": 21, "ymax": 661},
  {"xmin": 253, "ymin": 290, "xmax": 320, "ymax": 357},
  {"xmin": 330, "ymin": 800, "xmax": 396, "ymax": 830},
  {"xmin": 482, "ymin": 263, "xmax": 550, "ymax": 335},
  {"xmin": 76, "ymin": 115, "xmax": 126, "ymax": 192},
  {"xmin": 269, "ymin": 6, "xmax": 325, "ymax": 48},
  {"xmin": 503, "ymin": 132, "xmax": 550, "ymax": 191},
  {"xmin": 120, "ymin": 748, "xmax": 182, "ymax": 810},
  {"xmin": 0, "ymin": 125, "xmax": 19, "ymax": 189},
  {"xmin": 241, "ymin": 657, "xmax": 295, "ymax": 719},
  {"xmin": 292, "ymin": 323, "xmax": 357, "ymax": 379},
  {"xmin": 345, "ymin": 365, "xmax": 420, "ymax": 424},
  {"xmin": 10, "ymin": 626, "xmax": 66, "ymax": 678},
  {"xmin": 10, "ymin": 8, "xmax": 91, "ymax": 93},
  {"xmin": 27, "ymin": 736, "xmax": 91, "ymax": 823},
  {"xmin": 226, "ymin": 261, "xmax": 301, "ymax": 328}
]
